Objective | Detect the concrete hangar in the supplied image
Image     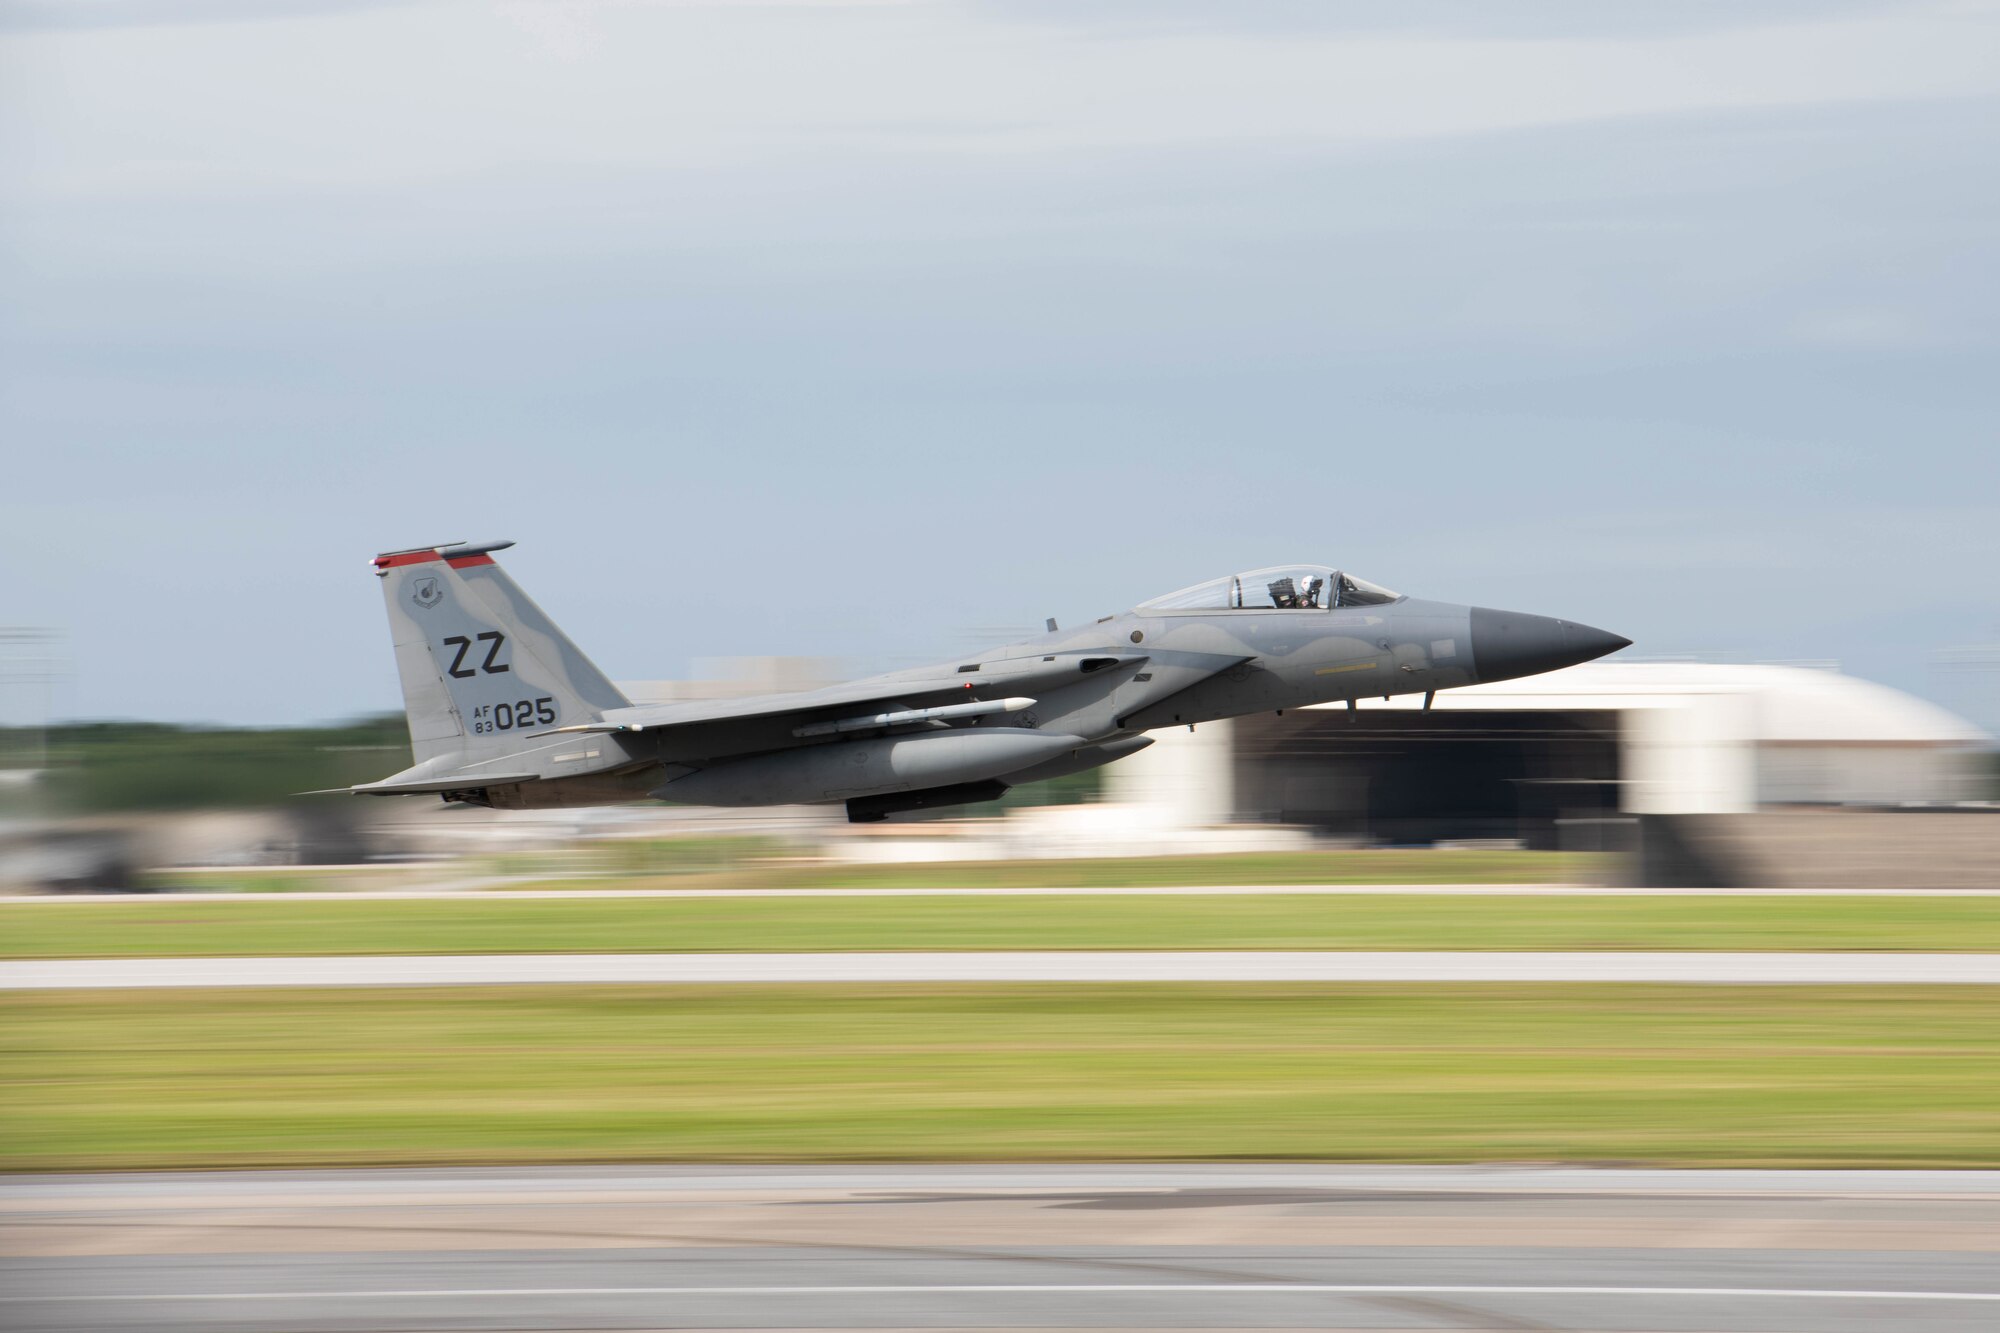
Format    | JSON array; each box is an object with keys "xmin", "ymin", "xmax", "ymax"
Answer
[{"xmin": 1106, "ymin": 661, "xmax": 1996, "ymax": 887}]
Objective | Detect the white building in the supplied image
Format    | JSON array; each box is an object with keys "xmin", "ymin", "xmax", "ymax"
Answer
[{"xmin": 1106, "ymin": 661, "xmax": 1991, "ymax": 842}]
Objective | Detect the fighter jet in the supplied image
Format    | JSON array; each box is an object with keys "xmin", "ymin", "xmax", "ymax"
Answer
[{"xmin": 351, "ymin": 541, "xmax": 1629, "ymax": 821}]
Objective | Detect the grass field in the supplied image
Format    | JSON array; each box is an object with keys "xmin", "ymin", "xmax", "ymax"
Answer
[
  {"xmin": 6, "ymin": 891, "xmax": 2000, "ymax": 958},
  {"xmin": 5, "ymin": 984, "xmax": 1995, "ymax": 1170},
  {"xmin": 147, "ymin": 848, "xmax": 1604, "ymax": 894}
]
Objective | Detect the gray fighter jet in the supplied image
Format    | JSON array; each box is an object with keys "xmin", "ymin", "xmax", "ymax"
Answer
[{"xmin": 352, "ymin": 541, "xmax": 1628, "ymax": 821}]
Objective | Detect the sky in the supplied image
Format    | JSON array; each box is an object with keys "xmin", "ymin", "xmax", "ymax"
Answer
[{"xmin": 2, "ymin": 0, "xmax": 1997, "ymax": 730}]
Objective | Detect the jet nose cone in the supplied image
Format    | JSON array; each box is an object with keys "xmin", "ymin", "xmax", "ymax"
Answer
[
  {"xmin": 1584, "ymin": 625, "xmax": 1635, "ymax": 656},
  {"xmin": 1470, "ymin": 608, "xmax": 1630, "ymax": 685}
]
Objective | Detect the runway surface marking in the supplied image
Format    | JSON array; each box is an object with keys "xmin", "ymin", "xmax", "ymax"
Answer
[
  {"xmin": 14, "ymin": 1166, "xmax": 2000, "ymax": 1254},
  {"xmin": 9, "ymin": 1282, "xmax": 2000, "ymax": 1303},
  {"xmin": 10, "ymin": 949, "xmax": 2000, "ymax": 987},
  {"xmin": 16, "ymin": 1163, "xmax": 1997, "ymax": 1194},
  {"xmin": 14, "ymin": 1168, "xmax": 2000, "ymax": 1332}
]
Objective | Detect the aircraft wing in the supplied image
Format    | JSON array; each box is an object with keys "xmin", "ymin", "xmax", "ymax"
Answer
[
  {"xmin": 543, "ymin": 652, "xmax": 1152, "ymax": 739},
  {"xmin": 563, "ymin": 676, "xmax": 992, "ymax": 734}
]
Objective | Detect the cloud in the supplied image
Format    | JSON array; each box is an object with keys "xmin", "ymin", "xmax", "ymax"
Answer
[
  {"xmin": 979, "ymin": 0, "xmax": 1929, "ymax": 42},
  {"xmin": 1789, "ymin": 310, "xmax": 1932, "ymax": 348},
  {"xmin": 11, "ymin": 0, "xmax": 1999, "ymax": 210},
  {"xmin": 3, "ymin": 0, "xmax": 1997, "ymax": 720},
  {"xmin": 0, "ymin": 0, "xmax": 421, "ymax": 33},
  {"xmin": 0, "ymin": 0, "xmax": 923, "ymax": 35}
]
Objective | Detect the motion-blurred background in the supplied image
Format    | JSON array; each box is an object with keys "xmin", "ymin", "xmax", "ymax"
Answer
[
  {"xmin": 3, "ymin": 645, "xmax": 1997, "ymax": 893},
  {"xmin": 10, "ymin": 63, "xmax": 2000, "ymax": 1333},
  {"xmin": 6, "ymin": 5, "xmax": 1999, "ymax": 897}
]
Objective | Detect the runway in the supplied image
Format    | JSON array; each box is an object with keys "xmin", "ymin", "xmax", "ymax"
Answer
[
  {"xmin": 8, "ymin": 949, "xmax": 2000, "ymax": 988},
  {"xmin": 7, "ymin": 1165, "xmax": 1999, "ymax": 1331}
]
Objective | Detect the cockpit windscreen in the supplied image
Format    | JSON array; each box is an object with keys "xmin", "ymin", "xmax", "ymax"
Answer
[
  {"xmin": 1332, "ymin": 572, "xmax": 1399, "ymax": 607},
  {"xmin": 1139, "ymin": 566, "xmax": 1400, "ymax": 612}
]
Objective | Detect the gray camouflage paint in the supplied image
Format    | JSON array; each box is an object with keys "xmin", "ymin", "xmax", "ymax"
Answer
[{"xmin": 363, "ymin": 544, "xmax": 1627, "ymax": 817}]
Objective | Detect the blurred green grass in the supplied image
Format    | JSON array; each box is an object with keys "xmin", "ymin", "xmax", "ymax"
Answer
[
  {"xmin": 5, "ymin": 984, "xmax": 1995, "ymax": 1170},
  {"xmin": 6, "ymin": 891, "xmax": 2000, "ymax": 958},
  {"xmin": 496, "ymin": 848, "xmax": 1606, "ymax": 891},
  {"xmin": 140, "ymin": 848, "xmax": 1603, "ymax": 894}
]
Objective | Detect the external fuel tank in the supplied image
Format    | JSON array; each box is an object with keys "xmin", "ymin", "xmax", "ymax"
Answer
[{"xmin": 651, "ymin": 728, "xmax": 1084, "ymax": 807}]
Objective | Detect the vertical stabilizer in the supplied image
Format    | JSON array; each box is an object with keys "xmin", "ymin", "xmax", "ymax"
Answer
[{"xmin": 372, "ymin": 541, "xmax": 629, "ymax": 768}]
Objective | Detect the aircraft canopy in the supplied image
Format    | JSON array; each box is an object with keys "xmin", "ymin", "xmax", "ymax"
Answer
[{"xmin": 1140, "ymin": 565, "xmax": 1400, "ymax": 613}]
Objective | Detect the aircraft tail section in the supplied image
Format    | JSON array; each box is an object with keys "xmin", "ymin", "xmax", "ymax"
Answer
[{"xmin": 372, "ymin": 541, "xmax": 630, "ymax": 768}]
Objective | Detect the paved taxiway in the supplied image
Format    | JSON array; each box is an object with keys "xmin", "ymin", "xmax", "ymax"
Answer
[
  {"xmin": 7, "ymin": 949, "xmax": 2000, "ymax": 988},
  {"xmin": 7, "ymin": 1166, "xmax": 1999, "ymax": 1331}
]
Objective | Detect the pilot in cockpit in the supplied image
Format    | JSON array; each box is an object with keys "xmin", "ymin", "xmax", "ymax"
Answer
[{"xmin": 1268, "ymin": 575, "xmax": 1326, "ymax": 609}]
